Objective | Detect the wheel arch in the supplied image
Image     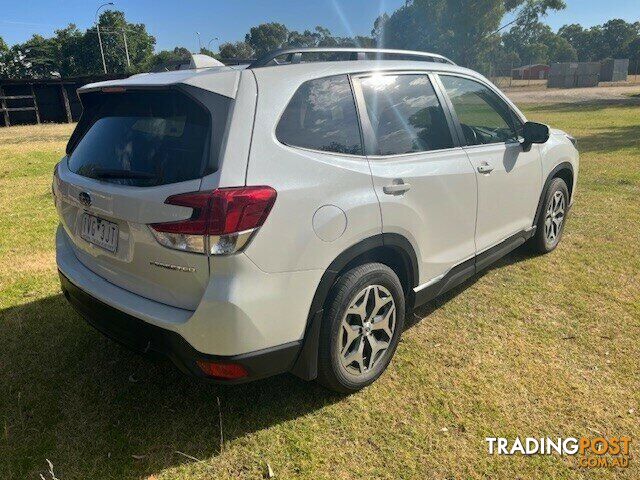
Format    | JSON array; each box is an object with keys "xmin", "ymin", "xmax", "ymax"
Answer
[
  {"xmin": 533, "ymin": 162, "xmax": 574, "ymax": 227},
  {"xmin": 290, "ymin": 233, "xmax": 419, "ymax": 381}
]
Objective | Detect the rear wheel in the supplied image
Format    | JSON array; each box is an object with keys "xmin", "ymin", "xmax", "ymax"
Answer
[
  {"xmin": 316, "ymin": 263, "xmax": 405, "ymax": 393},
  {"xmin": 528, "ymin": 177, "xmax": 569, "ymax": 254}
]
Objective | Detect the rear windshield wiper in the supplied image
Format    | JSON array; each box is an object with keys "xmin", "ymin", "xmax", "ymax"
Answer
[{"xmin": 90, "ymin": 168, "xmax": 158, "ymax": 180}]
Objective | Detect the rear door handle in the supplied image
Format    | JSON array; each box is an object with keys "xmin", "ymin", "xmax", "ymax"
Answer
[
  {"xmin": 477, "ymin": 162, "xmax": 494, "ymax": 174},
  {"xmin": 383, "ymin": 180, "xmax": 411, "ymax": 195}
]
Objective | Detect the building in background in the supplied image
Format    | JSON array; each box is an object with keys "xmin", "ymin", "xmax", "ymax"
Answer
[
  {"xmin": 511, "ymin": 64, "xmax": 550, "ymax": 80},
  {"xmin": 599, "ymin": 59, "xmax": 629, "ymax": 82},
  {"xmin": 548, "ymin": 62, "xmax": 601, "ymax": 88},
  {"xmin": 0, "ymin": 75, "xmax": 126, "ymax": 127}
]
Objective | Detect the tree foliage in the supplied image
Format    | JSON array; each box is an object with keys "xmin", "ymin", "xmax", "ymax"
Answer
[
  {"xmin": 245, "ymin": 23, "xmax": 289, "ymax": 57},
  {"xmin": 1, "ymin": 5, "xmax": 639, "ymax": 79},
  {"xmin": 142, "ymin": 47, "xmax": 191, "ymax": 72},
  {"xmin": 218, "ymin": 41, "xmax": 254, "ymax": 59},
  {"xmin": 0, "ymin": 10, "xmax": 155, "ymax": 78},
  {"xmin": 375, "ymin": 0, "xmax": 565, "ymax": 67},
  {"xmin": 559, "ymin": 19, "xmax": 640, "ymax": 61}
]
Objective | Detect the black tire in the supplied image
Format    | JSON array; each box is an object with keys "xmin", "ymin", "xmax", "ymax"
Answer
[
  {"xmin": 528, "ymin": 177, "xmax": 569, "ymax": 254},
  {"xmin": 316, "ymin": 262, "xmax": 405, "ymax": 393}
]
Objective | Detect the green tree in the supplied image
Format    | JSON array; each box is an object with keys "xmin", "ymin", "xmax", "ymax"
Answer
[
  {"xmin": 143, "ymin": 47, "xmax": 191, "ymax": 71},
  {"xmin": 287, "ymin": 28, "xmax": 322, "ymax": 48},
  {"xmin": 7, "ymin": 34, "xmax": 58, "ymax": 78},
  {"xmin": 218, "ymin": 41, "xmax": 254, "ymax": 59},
  {"xmin": 599, "ymin": 19, "xmax": 640, "ymax": 59},
  {"xmin": 377, "ymin": 0, "xmax": 565, "ymax": 67},
  {"xmin": 245, "ymin": 23, "xmax": 288, "ymax": 57},
  {"xmin": 629, "ymin": 37, "xmax": 640, "ymax": 66},
  {"xmin": 545, "ymin": 34, "xmax": 577, "ymax": 62},
  {"xmin": 52, "ymin": 24, "xmax": 86, "ymax": 77},
  {"xmin": 87, "ymin": 10, "xmax": 155, "ymax": 74},
  {"xmin": 503, "ymin": 22, "xmax": 577, "ymax": 64},
  {"xmin": 559, "ymin": 20, "xmax": 640, "ymax": 61},
  {"xmin": 558, "ymin": 24, "xmax": 592, "ymax": 60}
]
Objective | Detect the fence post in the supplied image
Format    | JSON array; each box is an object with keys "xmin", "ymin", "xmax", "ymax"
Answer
[
  {"xmin": 0, "ymin": 85, "xmax": 9, "ymax": 127},
  {"xmin": 60, "ymin": 83, "xmax": 73, "ymax": 123},
  {"xmin": 509, "ymin": 61, "xmax": 513, "ymax": 87},
  {"xmin": 30, "ymin": 84, "xmax": 41, "ymax": 124}
]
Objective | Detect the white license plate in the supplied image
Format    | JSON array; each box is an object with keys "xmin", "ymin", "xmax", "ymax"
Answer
[{"xmin": 80, "ymin": 213, "xmax": 119, "ymax": 252}]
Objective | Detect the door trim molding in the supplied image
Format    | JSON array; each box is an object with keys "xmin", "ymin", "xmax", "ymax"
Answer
[{"xmin": 413, "ymin": 227, "xmax": 535, "ymax": 308}]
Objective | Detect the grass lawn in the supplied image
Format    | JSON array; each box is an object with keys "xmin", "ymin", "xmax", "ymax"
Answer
[{"xmin": 1, "ymin": 100, "xmax": 638, "ymax": 479}]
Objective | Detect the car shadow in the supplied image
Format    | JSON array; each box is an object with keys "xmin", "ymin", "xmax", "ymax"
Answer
[
  {"xmin": 0, "ymin": 245, "xmax": 534, "ymax": 478},
  {"xmin": 0, "ymin": 294, "xmax": 342, "ymax": 479},
  {"xmin": 407, "ymin": 245, "xmax": 533, "ymax": 328}
]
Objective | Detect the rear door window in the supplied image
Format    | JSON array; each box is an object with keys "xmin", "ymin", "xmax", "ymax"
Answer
[
  {"xmin": 356, "ymin": 74, "xmax": 453, "ymax": 155},
  {"xmin": 276, "ymin": 75, "xmax": 363, "ymax": 155},
  {"xmin": 68, "ymin": 89, "xmax": 211, "ymax": 186}
]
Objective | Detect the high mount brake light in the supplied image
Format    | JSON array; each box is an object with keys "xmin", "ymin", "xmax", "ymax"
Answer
[{"xmin": 149, "ymin": 186, "xmax": 277, "ymax": 255}]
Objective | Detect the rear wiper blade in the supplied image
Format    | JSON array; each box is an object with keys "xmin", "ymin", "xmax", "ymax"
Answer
[{"xmin": 91, "ymin": 168, "xmax": 157, "ymax": 180}]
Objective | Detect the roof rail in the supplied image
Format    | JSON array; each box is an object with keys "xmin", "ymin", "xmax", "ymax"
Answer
[{"xmin": 248, "ymin": 47, "xmax": 456, "ymax": 68}]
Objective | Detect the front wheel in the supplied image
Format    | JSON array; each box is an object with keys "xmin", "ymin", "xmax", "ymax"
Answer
[
  {"xmin": 528, "ymin": 177, "xmax": 569, "ymax": 254},
  {"xmin": 316, "ymin": 263, "xmax": 405, "ymax": 393}
]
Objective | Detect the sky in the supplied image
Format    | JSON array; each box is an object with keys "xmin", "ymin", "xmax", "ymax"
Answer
[{"xmin": 0, "ymin": 0, "xmax": 638, "ymax": 51}]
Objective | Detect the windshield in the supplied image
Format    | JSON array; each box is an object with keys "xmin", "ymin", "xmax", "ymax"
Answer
[{"xmin": 68, "ymin": 89, "xmax": 210, "ymax": 186}]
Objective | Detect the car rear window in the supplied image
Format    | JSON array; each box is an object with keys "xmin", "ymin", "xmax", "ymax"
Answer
[
  {"xmin": 276, "ymin": 75, "xmax": 363, "ymax": 155},
  {"xmin": 68, "ymin": 89, "xmax": 211, "ymax": 186}
]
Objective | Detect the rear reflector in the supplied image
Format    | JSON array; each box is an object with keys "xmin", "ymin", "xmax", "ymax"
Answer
[
  {"xmin": 196, "ymin": 360, "xmax": 248, "ymax": 379},
  {"xmin": 149, "ymin": 186, "xmax": 277, "ymax": 255}
]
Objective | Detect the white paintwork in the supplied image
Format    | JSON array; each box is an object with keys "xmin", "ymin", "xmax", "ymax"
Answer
[
  {"xmin": 312, "ymin": 205, "xmax": 348, "ymax": 242},
  {"xmin": 201, "ymin": 70, "xmax": 257, "ymax": 189},
  {"xmin": 55, "ymin": 56, "xmax": 579, "ymax": 358},
  {"xmin": 57, "ymin": 225, "xmax": 321, "ymax": 355},
  {"xmin": 80, "ymin": 68, "xmax": 243, "ymax": 99},
  {"xmin": 368, "ymin": 147, "xmax": 478, "ymax": 284},
  {"xmin": 464, "ymin": 141, "xmax": 542, "ymax": 253},
  {"xmin": 189, "ymin": 53, "xmax": 225, "ymax": 69},
  {"xmin": 54, "ymin": 160, "xmax": 210, "ymax": 310}
]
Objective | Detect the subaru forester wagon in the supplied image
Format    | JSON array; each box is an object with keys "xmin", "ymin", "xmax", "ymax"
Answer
[{"xmin": 54, "ymin": 48, "xmax": 579, "ymax": 393}]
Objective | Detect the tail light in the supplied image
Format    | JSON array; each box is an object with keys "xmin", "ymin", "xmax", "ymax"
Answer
[{"xmin": 150, "ymin": 186, "xmax": 277, "ymax": 255}]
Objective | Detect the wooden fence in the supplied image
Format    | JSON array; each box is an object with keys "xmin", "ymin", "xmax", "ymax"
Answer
[{"xmin": 0, "ymin": 75, "xmax": 126, "ymax": 127}]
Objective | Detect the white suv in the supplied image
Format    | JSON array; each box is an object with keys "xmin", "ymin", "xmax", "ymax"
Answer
[{"xmin": 54, "ymin": 48, "xmax": 579, "ymax": 392}]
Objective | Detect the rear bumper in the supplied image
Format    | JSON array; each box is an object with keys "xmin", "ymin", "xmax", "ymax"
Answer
[
  {"xmin": 60, "ymin": 271, "xmax": 301, "ymax": 382},
  {"xmin": 56, "ymin": 224, "xmax": 321, "ymax": 357}
]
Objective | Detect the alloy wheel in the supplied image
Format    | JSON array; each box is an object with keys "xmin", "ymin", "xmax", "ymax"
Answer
[
  {"xmin": 339, "ymin": 285, "xmax": 396, "ymax": 376},
  {"xmin": 544, "ymin": 190, "xmax": 565, "ymax": 244}
]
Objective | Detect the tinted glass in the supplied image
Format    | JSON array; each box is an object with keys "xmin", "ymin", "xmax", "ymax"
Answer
[
  {"xmin": 440, "ymin": 76, "xmax": 518, "ymax": 146},
  {"xmin": 68, "ymin": 90, "xmax": 210, "ymax": 186},
  {"xmin": 359, "ymin": 74, "xmax": 453, "ymax": 155},
  {"xmin": 276, "ymin": 75, "xmax": 362, "ymax": 155}
]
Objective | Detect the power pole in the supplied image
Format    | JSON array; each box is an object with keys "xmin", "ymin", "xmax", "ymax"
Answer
[
  {"xmin": 123, "ymin": 29, "xmax": 131, "ymax": 68},
  {"xmin": 95, "ymin": 2, "xmax": 114, "ymax": 74},
  {"xmin": 97, "ymin": 24, "xmax": 107, "ymax": 74}
]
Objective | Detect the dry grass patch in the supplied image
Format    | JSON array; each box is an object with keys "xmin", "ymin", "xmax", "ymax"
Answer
[{"xmin": 0, "ymin": 104, "xmax": 638, "ymax": 479}]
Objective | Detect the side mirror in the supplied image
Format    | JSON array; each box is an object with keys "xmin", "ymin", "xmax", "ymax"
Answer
[{"xmin": 522, "ymin": 121, "xmax": 550, "ymax": 145}]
